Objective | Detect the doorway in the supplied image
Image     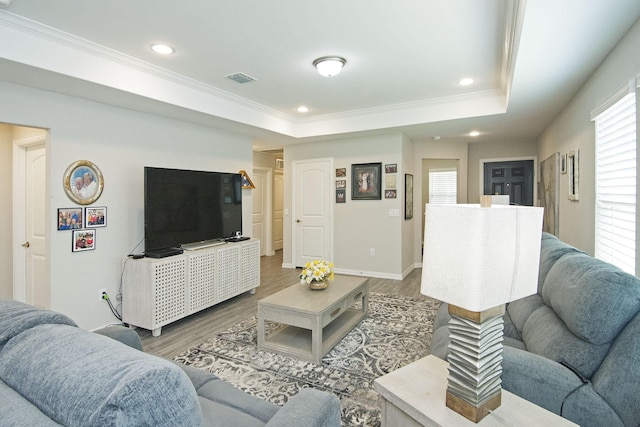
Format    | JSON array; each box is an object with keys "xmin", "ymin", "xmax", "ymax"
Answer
[
  {"xmin": 273, "ymin": 169, "xmax": 284, "ymax": 251},
  {"xmin": 252, "ymin": 167, "xmax": 274, "ymax": 256},
  {"xmin": 292, "ymin": 158, "xmax": 333, "ymax": 267},
  {"xmin": 482, "ymin": 160, "xmax": 535, "ymax": 206},
  {"xmin": 422, "ymin": 159, "xmax": 460, "ymax": 245},
  {"xmin": 10, "ymin": 126, "xmax": 49, "ymax": 308}
]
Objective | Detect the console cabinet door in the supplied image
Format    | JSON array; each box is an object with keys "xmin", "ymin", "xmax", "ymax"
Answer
[{"xmin": 123, "ymin": 239, "xmax": 260, "ymax": 336}]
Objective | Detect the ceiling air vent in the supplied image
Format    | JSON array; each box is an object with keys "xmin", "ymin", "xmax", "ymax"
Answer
[{"xmin": 225, "ymin": 72, "xmax": 256, "ymax": 84}]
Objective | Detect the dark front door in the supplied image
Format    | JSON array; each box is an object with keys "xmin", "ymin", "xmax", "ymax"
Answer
[{"xmin": 483, "ymin": 160, "xmax": 534, "ymax": 206}]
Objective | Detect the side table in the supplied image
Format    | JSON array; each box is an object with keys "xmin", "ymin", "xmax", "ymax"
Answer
[{"xmin": 373, "ymin": 355, "xmax": 577, "ymax": 426}]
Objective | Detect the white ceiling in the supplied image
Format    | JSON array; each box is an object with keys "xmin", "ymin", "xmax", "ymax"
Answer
[{"xmin": 0, "ymin": 0, "xmax": 639, "ymax": 151}]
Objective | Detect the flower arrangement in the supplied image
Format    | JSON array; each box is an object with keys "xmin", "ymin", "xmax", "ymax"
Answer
[{"xmin": 300, "ymin": 259, "xmax": 335, "ymax": 284}]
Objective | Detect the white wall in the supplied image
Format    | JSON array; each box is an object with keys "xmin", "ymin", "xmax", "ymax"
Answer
[
  {"xmin": 284, "ymin": 133, "xmax": 407, "ymax": 279},
  {"xmin": 538, "ymin": 18, "xmax": 640, "ymax": 254},
  {"xmin": 0, "ymin": 124, "xmax": 12, "ymax": 299},
  {"xmin": 0, "ymin": 81, "xmax": 254, "ymax": 329},
  {"xmin": 400, "ymin": 134, "xmax": 416, "ymax": 275}
]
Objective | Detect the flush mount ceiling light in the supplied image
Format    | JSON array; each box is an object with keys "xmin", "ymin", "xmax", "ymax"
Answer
[
  {"xmin": 457, "ymin": 77, "xmax": 475, "ymax": 86},
  {"xmin": 468, "ymin": 130, "xmax": 481, "ymax": 137},
  {"xmin": 297, "ymin": 106, "xmax": 310, "ymax": 113},
  {"xmin": 313, "ymin": 56, "xmax": 346, "ymax": 77},
  {"xmin": 150, "ymin": 43, "xmax": 175, "ymax": 55}
]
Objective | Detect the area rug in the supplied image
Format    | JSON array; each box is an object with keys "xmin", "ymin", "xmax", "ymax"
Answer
[{"xmin": 173, "ymin": 292, "xmax": 440, "ymax": 427}]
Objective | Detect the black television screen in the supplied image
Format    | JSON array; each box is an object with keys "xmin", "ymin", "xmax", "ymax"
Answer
[{"xmin": 144, "ymin": 167, "xmax": 242, "ymax": 253}]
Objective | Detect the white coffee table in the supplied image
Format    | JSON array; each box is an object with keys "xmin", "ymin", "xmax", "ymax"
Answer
[
  {"xmin": 257, "ymin": 275, "xmax": 369, "ymax": 363},
  {"xmin": 374, "ymin": 355, "xmax": 578, "ymax": 426}
]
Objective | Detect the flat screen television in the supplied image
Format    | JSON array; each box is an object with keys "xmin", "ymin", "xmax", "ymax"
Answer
[{"xmin": 144, "ymin": 167, "xmax": 242, "ymax": 253}]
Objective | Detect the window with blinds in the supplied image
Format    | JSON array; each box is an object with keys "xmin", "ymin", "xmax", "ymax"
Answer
[
  {"xmin": 594, "ymin": 91, "xmax": 636, "ymax": 275},
  {"xmin": 429, "ymin": 169, "xmax": 457, "ymax": 204}
]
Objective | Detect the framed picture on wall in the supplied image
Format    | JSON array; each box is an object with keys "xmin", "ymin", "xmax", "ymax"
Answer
[
  {"xmin": 72, "ymin": 229, "xmax": 96, "ymax": 252},
  {"xmin": 405, "ymin": 173, "xmax": 414, "ymax": 219},
  {"xmin": 85, "ymin": 206, "xmax": 107, "ymax": 227},
  {"xmin": 239, "ymin": 170, "xmax": 255, "ymax": 189},
  {"xmin": 62, "ymin": 160, "xmax": 104, "ymax": 205},
  {"xmin": 58, "ymin": 208, "xmax": 83, "ymax": 230},
  {"xmin": 351, "ymin": 163, "xmax": 382, "ymax": 200}
]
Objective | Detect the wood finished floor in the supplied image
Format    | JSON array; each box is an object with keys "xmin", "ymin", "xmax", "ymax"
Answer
[{"xmin": 139, "ymin": 251, "xmax": 423, "ymax": 359}]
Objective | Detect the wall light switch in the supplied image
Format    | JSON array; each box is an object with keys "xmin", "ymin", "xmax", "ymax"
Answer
[{"xmin": 389, "ymin": 209, "xmax": 400, "ymax": 217}]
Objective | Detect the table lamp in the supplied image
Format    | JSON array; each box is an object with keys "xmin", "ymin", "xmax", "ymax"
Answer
[{"xmin": 421, "ymin": 196, "xmax": 543, "ymax": 422}]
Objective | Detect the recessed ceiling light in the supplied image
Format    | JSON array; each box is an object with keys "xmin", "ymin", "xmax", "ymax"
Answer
[
  {"xmin": 150, "ymin": 44, "xmax": 175, "ymax": 55},
  {"xmin": 458, "ymin": 78, "xmax": 474, "ymax": 86},
  {"xmin": 468, "ymin": 130, "xmax": 481, "ymax": 137},
  {"xmin": 297, "ymin": 106, "xmax": 310, "ymax": 113}
]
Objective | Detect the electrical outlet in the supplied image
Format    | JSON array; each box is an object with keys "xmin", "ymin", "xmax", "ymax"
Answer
[
  {"xmin": 98, "ymin": 288, "xmax": 107, "ymax": 301},
  {"xmin": 370, "ymin": 248, "xmax": 375, "ymax": 256}
]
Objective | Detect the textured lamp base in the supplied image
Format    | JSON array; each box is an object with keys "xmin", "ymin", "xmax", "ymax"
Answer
[
  {"xmin": 446, "ymin": 389, "xmax": 502, "ymax": 423},
  {"xmin": 446, "ymin": 304, "xmax": 505, "ymax": 423}
]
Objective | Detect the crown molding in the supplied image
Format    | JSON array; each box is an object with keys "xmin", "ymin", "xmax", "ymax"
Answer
[
  {"xmin": 0, "ymin": 9, "xmax": 512, "ymax": 140},
  {"xmin": 500, "ymin": 0, "xmax": 527, "ymax": 104}
]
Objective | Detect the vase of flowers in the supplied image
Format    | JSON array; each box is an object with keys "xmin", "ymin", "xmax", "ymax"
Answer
[{"xmin": 300, "ymin": 260, "xmax": 335, "ymax": 290}]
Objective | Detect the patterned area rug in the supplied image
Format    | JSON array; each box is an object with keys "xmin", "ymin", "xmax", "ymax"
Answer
[{"xmin": 174, "ymin": 292, "xmax": 440, "ymax": 427}]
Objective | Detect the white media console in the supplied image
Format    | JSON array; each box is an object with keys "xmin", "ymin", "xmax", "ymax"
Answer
[{"xmin": 122, "ymin": 238, "xmax": 260, "ymax": 336}]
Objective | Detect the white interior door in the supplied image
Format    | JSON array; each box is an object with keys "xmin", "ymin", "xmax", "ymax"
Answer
[
  {"xmin": 14, "ymin": 137, "xmax": 48, "ymax": 308},
  {"xmin": 293, "ymin": 159, "xmax": 333, "ymax": 267},
  {"xmin": 252, "ymin": 167, "xmax": 273, "ymax": 256},
  {"xmin": 273, "ymin": 169, "xmax": 284, "ymax": 251}
]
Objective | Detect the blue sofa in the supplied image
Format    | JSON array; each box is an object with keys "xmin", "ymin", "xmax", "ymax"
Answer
[
  {"xmin": 431, "ymin": 232, "xmax": 640, "ymax": 427},
  {"xmin": 0, "ymin": 299, "xmax": 340, "ymax": 427}
]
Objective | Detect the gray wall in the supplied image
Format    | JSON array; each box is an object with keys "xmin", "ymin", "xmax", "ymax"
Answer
[
  {"xmin": 285, "ymin": 133, "xmax": 409, "ymax": 279},
  {"xmin": 0, "ymin": 81, "xmax": 254, "ymax": 329},
  {"xmin": 0, "ymin": 124, "xmax": 11, "ymax": 299},
  {"xmin": 538, "ymin": 18, "xmax": 640, "ymax": 255}
]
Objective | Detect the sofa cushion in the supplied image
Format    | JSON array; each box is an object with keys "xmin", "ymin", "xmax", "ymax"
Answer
[
  {"xmin": 0, "ymin": 299, "xmax": 77, "ymax": 350},
  {"xmin": 522, "ymin": 306, "xmax": 610, "ymax": 378},
  {"xmin": 542, "ymin": 253, "xmax": 640, "ymax": 345},
  {"xmin": 502, "ymin": 305, "xmax": 521, "ymax": 341},
  {"xmin": 501, "ymin": 346, "xmax": 624, "ymax": 427},
  {"xmin": 430, "ymin": 325, "xmax": 450, "ymax": 360},
  {"xmin": 590, "ymin": 311, "xmax": 640, "ymax": 427},
  {"xmin": 537, "ymin": 233, "xmax": 584, "ymax": 293},
  {"xmin": 198, "ymin": 397, "xmax": 266, "ymax": 427},
  {"xmin": 562, "ymin": 383, "xmax": 624, "ymax": 427},
  {"xmin": 0, "ymin": 378, "xmax": 62, "ymax": 426},
  {"xmin": 0, "ymin": 324, "xmax": 203, "ymax": 427},
  {"xmin": 506, "ymin": 293, "xmax": 545, "ymax": 337},
  {"xmin": 264, "ymin": 388, "xmax": 342, "ymax": 427},
  {"xmin": 178, "ymin": 363, "xmax": 278, "ymax": 424}
]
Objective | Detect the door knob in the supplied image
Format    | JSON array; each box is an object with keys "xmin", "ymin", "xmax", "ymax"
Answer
[
  {"xmin": 296, "ymin": 219, "xmax": 301, "ymax": 223},
  {"xmin": 22, "ymin": 241, "xmax": 30, "ymax": 248}
]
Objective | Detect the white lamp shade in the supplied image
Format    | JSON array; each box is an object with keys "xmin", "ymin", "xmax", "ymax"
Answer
[{"xmin": 421, "ymin": 204, "xmax": 543, "ymax": 311}]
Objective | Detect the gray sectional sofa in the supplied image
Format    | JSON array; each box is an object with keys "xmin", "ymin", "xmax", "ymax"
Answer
[
  {"xmin": 431, "ymin": 232, "xmax": 640, "ymax": 427},
  {"xmin": 0, "ymin": 299, "xmax": 340, "ymax": 427}
]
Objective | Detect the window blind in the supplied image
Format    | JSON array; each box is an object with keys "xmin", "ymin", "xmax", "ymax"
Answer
[
  {"xmin": 594, "ymin": 92, "xmax": 636, "ymax": 274},
  {"xmin": 429, "ymin": 169, "xmax": 457, "ymax": 204}
]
